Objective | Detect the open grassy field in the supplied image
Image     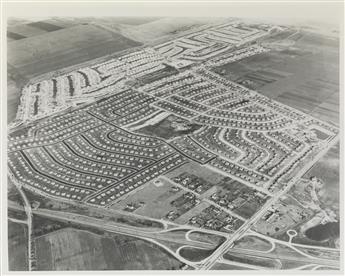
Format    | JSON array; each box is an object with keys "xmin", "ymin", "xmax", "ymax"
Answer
[
  {"xmin": 179, "ymin": 247, "xmax": 214, "ymax": 262},
  {"xmin": 137, "ymin": 115, "xmax": 202, "ymax": 140},
  {"xmin": 22, "ymin": 188, "xmax": 163, "ymax": 230},
  {"xmin": 174, "ymin": 201, "xmax": 211, "ymax": 225},
  {"xmin": 35, "ymin": 228, "xmax": 182, "ymax": 270},
  {"xmin": 110, "ymin": 162, "xmax": 227, "ymax": 225},
  {"xmin": 223, "ymin": 252, "xmax": 280, "ymax": 269},
  {"xmin": 8, "ymin": 209, "xmax": 27, "ymax": 221},
  {"xmin": 7, "ymin": 64, "xmax": 28, "ymax": 122},
  {"xmin": 7, "ymin": 78, "xmax": 22, "ymax": 123},
  {"xmin": 213, "ymin": 30, "xmax": 339, "ymax": 125},
  {"xmin": 303, "ymin": 142, "xmax": 339, "ymax": 214},
  {"xmin": 7, "ymin": 178, "xmax": 24, "ymax": 206},
  {"xmin": 165, "ymin": 161, "xmax": 225, "ymax": 185},
  {"xmin": 233, "ymin": 235, "xmax": 272, "ymax": 252},
  {"xmin": 8, "ymin": 220, "xmax": 28, "ymax": 271},
  {"xmin": 110, "ymin": 180, "xmax": 185, "ymax": 219},
  {"xmin": 110, "ymin": 176, "xmax": 211, "ymax": 225},
  {"xmin": 188, "ymin": 231, "xmax": 225, "ymax": 245}
]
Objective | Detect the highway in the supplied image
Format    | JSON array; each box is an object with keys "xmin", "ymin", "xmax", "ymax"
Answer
[
  {"xmin": 8, "ymin": 202, "xmax": 217, "ymax": 251},
  {"xmin": 8, "ymin": 132, "xmax": 339, "ymax": 271},
  {"xmin": 8, "ymin": 131, "xmax": 340, "ymax": 271},
  {"xmin": 9, "ymin": 172, "xmax": 35, "ymax": 271},
  {"xmin": 225, "ymin": 248, "xmax": 340, "ymax": 268}
]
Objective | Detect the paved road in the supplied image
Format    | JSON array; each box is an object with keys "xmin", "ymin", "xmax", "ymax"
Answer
[
  {"xmin": 226, "ymin": 248, "xmax": 340, "ymax": 268},
  {"xmin": 8, "ymin": 202, "xmax": 217, "ymax": 251},
  {"xmin": 9, "ymin": 173, "xmax": 35, "ymax": 271},
  {"xmin": 159, "ymin": 175, "xmax": 246, "ymax": 221},
  {"xmin": 199, "ymin": 134, "xmax": 340, "ymax": 270}
]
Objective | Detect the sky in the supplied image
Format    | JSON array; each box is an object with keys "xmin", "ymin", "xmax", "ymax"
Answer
[{"xmin": 3, "ymin": 1, "xmax": 344, "ymax": 31}]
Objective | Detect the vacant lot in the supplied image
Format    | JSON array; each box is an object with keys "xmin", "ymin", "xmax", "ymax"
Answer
[
  {"xmin": 165, "ymin": 161, "xmax": 225, "ymax": 185},
  {"xmin": 111, "ymin": 180, "xmax": 185, "ymax": 219},
  {"xmin": 8, "ymin": 221, "xmax": 28, "ymax": 271},
  {"xmin": 35, "ymin": 228, "xmax": 182, "ymax": 270},
  {"xmin": 137, "ymin": 115, "xmax": 202, "ymax": 140},
  {"xmin": 213, "ymin": 31, "xmax": 339, "ymax": 125}
]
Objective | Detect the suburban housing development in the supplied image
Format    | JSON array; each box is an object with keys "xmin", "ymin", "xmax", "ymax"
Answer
[{"xmin": 7, "ymin": 16, "xmax": 340, "ymax": 271}]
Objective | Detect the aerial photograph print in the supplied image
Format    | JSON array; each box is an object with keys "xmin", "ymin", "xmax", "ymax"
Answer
[{"xmin": 3, "ymin": 1, "xmax": 343, "ymax": 273}]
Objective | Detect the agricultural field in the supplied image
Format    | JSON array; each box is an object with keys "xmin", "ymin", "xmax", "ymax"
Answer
[
  {"xmin": 212, "ymin": 30, "xmax": 339, "ymax": 125},
  {"xmin": 7, "ymin": 17, "xmax": 161, "ymax": 42},
  {"xmin": 118, "ymin": 17, "xmax": 221, "ymax": 43},
  {"xmin": 7, "ymin": 18, "xmax": 144, "ymax": 124},
  {"xmin": 8, "ymin": 221, "xmax": 28, "ymax": 271},
  {"xmin": 35, "ymin": 228, "xmax": 183, "ymax": 270},
  {"xmin": 8, "ymin": 24, "xmax": 141, "ymax": 79}
]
